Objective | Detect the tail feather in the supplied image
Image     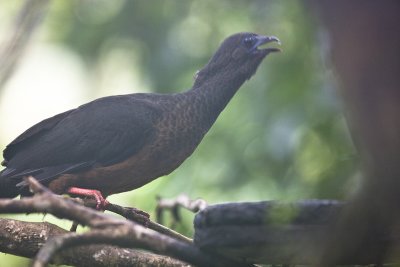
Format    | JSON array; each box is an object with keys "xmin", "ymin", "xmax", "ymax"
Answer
[
  {"xmin": 0, "ymin": 168, "xmax": 20, "ymax": 198},
  {"xmin": 0, "ymin": 162, "xmax": 93, "ymax": 198}
]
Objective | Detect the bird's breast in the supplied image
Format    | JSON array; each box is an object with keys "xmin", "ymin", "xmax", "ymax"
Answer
[{"xmin": 54, "ymin": 117, "xmax": 207, "ymax": 196}]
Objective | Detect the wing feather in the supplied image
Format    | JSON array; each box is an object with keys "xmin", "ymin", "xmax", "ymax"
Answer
[
  {"xmin": 1, "ymin": 94, "xmax": 162, "ymax": 182},
  {"xmin": 2, "ymin": 109, "xmax": 75, "ymax": 166}
]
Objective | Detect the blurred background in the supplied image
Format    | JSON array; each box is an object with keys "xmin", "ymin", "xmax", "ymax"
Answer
[{"xmin": 0, "ymin": 1, "xmax": 358, "ymax": 265}]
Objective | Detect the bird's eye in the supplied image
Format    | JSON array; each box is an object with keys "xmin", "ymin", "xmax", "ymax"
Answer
[{"xmin": 243, "ymin": 36, "xmax": 256, "ymax": 48}]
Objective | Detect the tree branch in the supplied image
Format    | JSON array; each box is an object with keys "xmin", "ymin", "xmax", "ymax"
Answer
[
  {"xmin": 0, "ymin": 218, "xmax": 187, "ymax": 267},
  {"xmin": 0, "ymin": 177, "xmax": 251, "ymax": 267},
  {"xmin": 80, "ymin": 198, "xmax": 192, "ymax": 244}
]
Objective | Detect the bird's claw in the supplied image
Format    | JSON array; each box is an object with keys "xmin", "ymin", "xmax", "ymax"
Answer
[
  {"xmin": 67, "ymin": 187, "xmax": 108, "ymax": 211},
  {"xmin": 92, "ymin": 191, "xmax": 109, "ymax": 210}
]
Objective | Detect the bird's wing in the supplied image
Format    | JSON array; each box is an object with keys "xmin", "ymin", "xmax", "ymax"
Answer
[
  {"xmin": 1, "ymin": 94, "xmax": 162, "ymax": 182},
  {"xmin": 2, "ymin": 109, "xmax": 75, "ymax": 165}
]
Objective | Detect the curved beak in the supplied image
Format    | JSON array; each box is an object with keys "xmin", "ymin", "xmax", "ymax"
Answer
[{"xmin": 253, "ymin": 35, "xmax": 281, "ymax": 53}]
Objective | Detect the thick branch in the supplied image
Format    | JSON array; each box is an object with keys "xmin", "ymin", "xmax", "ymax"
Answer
[{"xmin": 0, "ymin": 218, "xmax": 187, "ymax": 267}]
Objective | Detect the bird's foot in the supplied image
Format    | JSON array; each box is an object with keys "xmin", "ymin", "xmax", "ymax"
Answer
[
  {"xmin": 126, "ymin": 207, "xmax": 150, "ymax": 226},
  {"xmin": 67, "ymin": 187, "xmax": 109, "ymax": 210},
  {"xmin": 105, "ymin": 202, "xmax": 150, "ymax": 226}
]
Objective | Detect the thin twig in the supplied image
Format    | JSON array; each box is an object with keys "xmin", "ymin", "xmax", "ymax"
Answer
[
  {"xmin": 77, "ymin": 197, "xmax": 193, "ymax": 244},
  {"xmin": 105, "ymin": 201, "xmax": 150, "ymax": 224}
]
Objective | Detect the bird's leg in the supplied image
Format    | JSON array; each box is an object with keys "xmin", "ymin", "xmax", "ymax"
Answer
[{"xmin": 66, "ymin": 187, "xmax": 109, "ymax": 210}]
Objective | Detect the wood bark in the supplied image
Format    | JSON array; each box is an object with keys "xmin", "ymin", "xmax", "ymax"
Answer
[{"xmin": 0, "ymin": 218, "xmax": 187, "ymax": 267}]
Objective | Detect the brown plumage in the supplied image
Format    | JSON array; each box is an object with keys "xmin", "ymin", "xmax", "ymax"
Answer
[{"xmin": 0, "ymin": 32, "xmax": 280, "ymax": 207}]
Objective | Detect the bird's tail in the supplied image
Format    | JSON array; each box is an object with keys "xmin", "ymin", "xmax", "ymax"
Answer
[{"xmin": 0, "ymin": 168, "xmax": 20, "ymax": 198}]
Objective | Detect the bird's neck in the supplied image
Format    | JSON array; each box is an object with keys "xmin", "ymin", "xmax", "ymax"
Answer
[{"xmin": 185, "ymin": 71, "xmax": 246, "ymax": 127}]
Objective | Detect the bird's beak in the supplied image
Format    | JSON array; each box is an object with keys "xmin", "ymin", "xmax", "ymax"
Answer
[{"xmin": 253, "ymin": 35, "xmax": 281, "ymax": 53}]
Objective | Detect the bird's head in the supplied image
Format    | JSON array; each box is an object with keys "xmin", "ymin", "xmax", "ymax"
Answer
[{"xmin": 194, "ymin": 32, "xmax": 280, "ymax": 87}]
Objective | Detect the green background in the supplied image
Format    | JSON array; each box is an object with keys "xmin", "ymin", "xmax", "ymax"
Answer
[{"xmin": 0, "ymin": 1, "xmax": 358, "ymax": 265}]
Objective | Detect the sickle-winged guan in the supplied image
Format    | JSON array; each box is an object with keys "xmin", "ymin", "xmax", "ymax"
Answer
[{"xmin": 0, "ymin": 32, "xmax": 280, "ymax": 208}]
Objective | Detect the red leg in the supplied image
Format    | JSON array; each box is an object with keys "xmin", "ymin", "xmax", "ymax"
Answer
[{"xmin": 67, "ymin": 187, "xmax": 109, "ymax": 210}]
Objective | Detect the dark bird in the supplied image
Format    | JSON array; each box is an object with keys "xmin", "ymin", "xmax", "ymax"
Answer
[{"xmin": 0, "ymin": 32, "xmax": 280, "ymax": 208}]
